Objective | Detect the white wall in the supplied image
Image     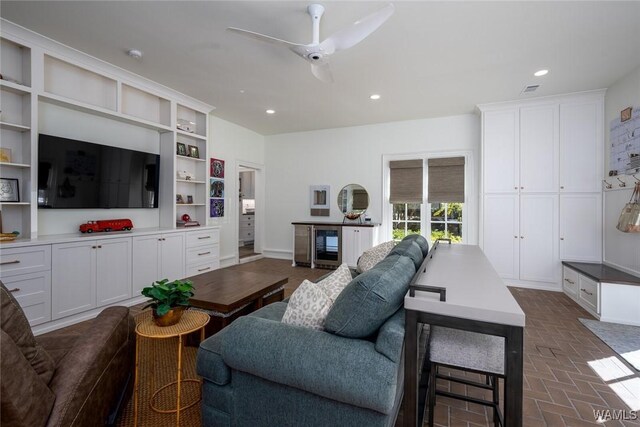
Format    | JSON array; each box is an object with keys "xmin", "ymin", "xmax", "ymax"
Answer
[
  {"xmin": 263, "ymin": 114, "xmax": 480, "ymax": 258},
  {"xmin": 208, "ymin": 116, "xmax": 265, "ymax": 265},
  {"xmin": 603, "ymin": 65, "xmax": 640, "ymax": 276}
]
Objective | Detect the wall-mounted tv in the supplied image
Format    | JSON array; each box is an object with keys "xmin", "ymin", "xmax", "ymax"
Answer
[{"xmin": 38, "ymin": 134, "xmax": 160, "ymax": 209}]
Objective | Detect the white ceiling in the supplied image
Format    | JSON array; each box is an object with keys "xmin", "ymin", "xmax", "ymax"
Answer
[{"xmin": 2, "ymin": 1, "xmax": 639, "ymax": 135}]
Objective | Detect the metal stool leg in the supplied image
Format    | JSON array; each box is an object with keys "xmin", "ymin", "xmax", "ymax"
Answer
[
  {"xmin": 428, "ymin": 362, "xmax": 437, "ymax": 427},
  {"xmin": 492, "ymin": 375, "xmax": 500, "ymax": 427}
]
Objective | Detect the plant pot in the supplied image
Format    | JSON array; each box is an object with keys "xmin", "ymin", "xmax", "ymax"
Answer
[{"xmin": 152, "ymin": 306, "xmax": 186, "ymax": 327}]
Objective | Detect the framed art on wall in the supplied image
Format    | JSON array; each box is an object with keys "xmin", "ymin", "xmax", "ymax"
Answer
[
  {"xmin": 210, "ymin": 178, "xmax": 224, "ymax": 198},
  {"xmin": 210, "ymin": 198, "xmax": 224, "ymax": 217},
  {"xmin": 309, "ymin": 185, "xmax": 330, "ymax": 216},
  {"xmin": 0, "ymin": 178, "xmax": 19, "ymax": 202},
  {"xmin": 210, "ymin": 158, "xmax": 225, "ymax": 179}
]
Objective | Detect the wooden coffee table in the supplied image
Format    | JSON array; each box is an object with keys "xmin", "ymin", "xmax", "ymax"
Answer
[{"xmin": 187, "ymin": 269, "xmax": 288, "ymax": 337}]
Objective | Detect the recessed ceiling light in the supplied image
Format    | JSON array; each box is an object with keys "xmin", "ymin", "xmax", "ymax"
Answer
[
  {"xmin": 369, "ymin": 94, "xmax": 381, "ymax": 100},
  {"xmin": 265, "ymin": 109, "xmax": 275, "ymax": 114},
  {"xmin": 534, "ymin": 69, "xmax": 548, "ymax": 77},
  {"xmin": 239, "ymin": 89, "xmax": 245, "ymax": 94}
]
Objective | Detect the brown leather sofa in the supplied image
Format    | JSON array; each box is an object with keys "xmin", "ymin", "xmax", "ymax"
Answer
[{"xmin": 0, "ymin": 281, "xmax": 135, "ymax": 427}]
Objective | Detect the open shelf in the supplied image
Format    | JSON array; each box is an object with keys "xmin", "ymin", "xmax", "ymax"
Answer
[
  {"xmin": 1, "ymin": 38, "xmax": 31, "ymax": 88},
  {"xmin": 0, "ymin": 80, "xmax": 31, "ymax": 95},
  {"xmin": 0, "ymin": 121, "xmax": 30, "ymax": 132},
  {"xmin": 0, "ymin": 161, "xmax": 30, "ymax": 168},
  {"xmin": 0, "ymin": 202, "xmax": 30, "ymax": 206},
  {"xmin": 121, "ymin": 83, "xmax": 171, "ymax": 127},
  {"xmin": 176, "ymin": 154, "xmax": 206, "ymax": 162},
  {"xmin": 176, "ymin": 179, "xmax": 205, "ymax": 184},
  {"xmin": 39, "ymin": 93, "xmax": 173, "ymax": 133},
  {"xmin": 176, "ymin": 129, "xmax": 207, "ymax": 141},
  {"xmin": 176, "ymin": 203, "xmax": 206, "ymax": 207}
]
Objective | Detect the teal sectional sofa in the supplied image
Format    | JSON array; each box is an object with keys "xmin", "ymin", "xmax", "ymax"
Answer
[{"xmin": 196, "ymin": 234, "xmax": 429, "ymax": 427}]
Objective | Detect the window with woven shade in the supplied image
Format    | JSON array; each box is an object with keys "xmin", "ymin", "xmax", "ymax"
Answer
[
  {"xmin": 389, "ymin": 159, "xmax": 423, "ymax": 203},
  {"xmin": 427, "ymin": 157, "xmax": 465, "ymax": 203}
]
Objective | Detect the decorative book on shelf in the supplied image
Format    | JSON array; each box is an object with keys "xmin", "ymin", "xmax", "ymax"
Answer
[{"xmin": 176, "ymin": 220, "xmax": 200, "ymax": 228}]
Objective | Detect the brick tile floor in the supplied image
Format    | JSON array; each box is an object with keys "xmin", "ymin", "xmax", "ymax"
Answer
[{"xmin": 410, "ymin": 287, "xmax": 640, "ymax": 427}]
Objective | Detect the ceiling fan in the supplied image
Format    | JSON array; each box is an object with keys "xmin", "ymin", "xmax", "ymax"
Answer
[{"xmin": 227, "ymin": 3, "xmax": 395, "ymax": 83}]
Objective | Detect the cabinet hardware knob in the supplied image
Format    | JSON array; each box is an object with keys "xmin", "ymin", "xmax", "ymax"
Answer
[
  {"xmin": 8, "ymin": 288, "xmax": 20, "ymax": 293},
  {"xmin": 520, "ymin": 236, "xmax": 524, "ymax": 239},
  {"xmin": 92, "ymin": 246, "xmax": 97, "ymax": 249},
  {"xmin": 98, "ymin": 245, "xmax": 102, "ymax": 248},
  {"xmin": 0, "ymin": 260, "xmax": 20, "ymax": 266},
  {"xmin": 158, "ymin": 238, "xmax": 162, "ymax": 241},
  {"xmin": 560, "ymin": 237, "xmax": 564, "ymax": 240},
  {"xmin": 514, "ymin": 186, "xmax": 518, "ymax": 190},
  {"xmin": 198, "ymin": 236, "xmax": 210, "ymax": 240},
  {"xmin": 514, "ymin": 236, "xmax": 518, "ymax": 239},
  {"xmin": 198, "ymin": 251, "xmax": 211, "ymax": 256},
  {"xmin": 580, "ymin": 288, "xmax": 593, "ymax": 296},
  {"xmin": 520, "ymin": 186, "xmax": 524, "ymax": 189},
  {"xmin": 564, "ymin": 278, "xmax": 575, "ymax": 284},
  {"xmin": 198, "ymin": 267, "xmax": 211, "ymax": 272},
  {"xmin": 560, "ymin": 186, "xmax": 564, "ymax": 189}
]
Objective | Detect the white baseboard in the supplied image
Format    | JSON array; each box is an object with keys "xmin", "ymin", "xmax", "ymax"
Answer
[
  {"xmin": 262, "ymin": 248, "xmax": 293, "ymax": 260},
  {"xmin": 239, "ymin": 254, "xmax": 264, "ymax": 264},
  {"xmin": 505, "ymin": 281, "xmax": 562, "ymax": 292},
  {"xmin": 219, "ymin": 254, "xmax": 237, "ymax": 268},
  {"xmin": 32, "ymin": 295, "xmax": 148, "ymax": 336}
]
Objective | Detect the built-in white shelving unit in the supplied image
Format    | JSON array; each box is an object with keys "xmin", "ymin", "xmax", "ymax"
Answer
[{"xmin": 0, "ymin": 23, "xmax": 213, "ymax": 239}]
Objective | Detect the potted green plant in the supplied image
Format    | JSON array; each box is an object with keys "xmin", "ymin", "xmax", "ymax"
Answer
[{"xmin": 141, "ymin": 278, "xmax": 194, "ymax": 326}]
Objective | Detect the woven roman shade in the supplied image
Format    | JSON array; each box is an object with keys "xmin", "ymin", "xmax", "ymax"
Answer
[
  {"xmin": 389, "ymin": 159, "xmax": 423, "ymax": 203},
  {"xmin": 427, "ymin": 157, "xmax": 465, "ymax": 203}
]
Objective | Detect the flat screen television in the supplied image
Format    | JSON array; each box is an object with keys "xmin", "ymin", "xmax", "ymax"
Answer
[{"xmin": 38, "ymin": 134, "xmax": 160, "ymax": 209}]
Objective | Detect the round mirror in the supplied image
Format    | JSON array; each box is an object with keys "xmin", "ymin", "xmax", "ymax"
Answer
[{"xmin": 337, "ymin": 184, "xmax": 369, "ymax": 220}]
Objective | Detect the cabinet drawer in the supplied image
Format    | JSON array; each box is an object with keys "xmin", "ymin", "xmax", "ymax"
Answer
[
  {"xmin": 185, "ymin": 229, "xmax": 220, "ymax": 248},
  {"xmin": 562, "ymin": 266, "xmax": 579, "ymax": 297},
  {"xmin": 578, "ymin": 275, "xmax": 599, "ymax": 314},
  {"xmin": 239, "ymin": 228, "xmax": 254, "ymax": 240},
  {"xmin": 0, "ymin": 246, "xmax": 51, "ymax": 278},
  {"xmin": 186, "ymin": 244, "xmax": 219, "ymax": 265},
  {"xmin": 186, "ymin": 260, "xmax": 219, "ymax": 277},
  {"xmin": 1, "ymin": 271, "xmax": 52, "ymax": 326}
]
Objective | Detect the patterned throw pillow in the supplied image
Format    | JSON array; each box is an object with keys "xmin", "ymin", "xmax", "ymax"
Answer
[
  {"xmin": 356, "ymin": 241, "xmax": 396, "ymax": 273},
  {"xmin": 317, "ymin": 263, "xmax": 352, "ymax": 302},
  {"xmin": 282, "ymin": 280, "xmax": 333, "ymax": 330}
]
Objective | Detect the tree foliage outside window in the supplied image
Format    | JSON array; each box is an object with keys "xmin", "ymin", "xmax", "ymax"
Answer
[{"xmin": 391, "ymin": 202, "xmax": 463, "ymax": 243}]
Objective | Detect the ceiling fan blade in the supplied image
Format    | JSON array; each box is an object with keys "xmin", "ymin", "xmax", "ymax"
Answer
[
  {"xmin": 320, "ymin": 4, "xmax": 395, "ymax": 54},
  {"xmin": 227, "ymin": 27, "xmax": 303, "ymax": 49},
  {"xmin": 310, "ymin": 62, "xmax": 334, "ymax": 84}
]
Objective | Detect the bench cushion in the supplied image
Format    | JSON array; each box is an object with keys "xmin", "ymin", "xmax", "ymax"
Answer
[{"xmin": 429, "ymin": 326, "xmax": 505, "ymax": 375}]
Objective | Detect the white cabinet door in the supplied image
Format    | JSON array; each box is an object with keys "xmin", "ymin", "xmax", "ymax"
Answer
[
  {"xmin": 482, "ymin": 195, "xmax": 519, "ymax": 279},
  {"xmin": 520, "ymin": 195, "xmax": 559, "ymax": 283},
  {"xmin": 559, "ymin": 102, "xmax": 602, "ymax": 192},
  {"xmin": 1, "ymin": 271, "xmax": 51, "ymax": 326},
  {"xmin": 560, "ymin": 194, "xmax": 602, "ymax": 262},
  {"xmin": 160, "ymin": 233, "xmax": 185, "ymax": 281},
  {"xmin": 341, "ymin": 228, "xmax": 358, "ymax": 267},
  {"xmin": 96, "ymin": 237, "xmax": 132, "ymax": 307},
  {"xmin": 132, "ymin": 235, "xmax": 161, "ymax": 295},
  {"xmin": 52, "ymin": 241, "xmax": 96, "ymax": 320},
  {"xmin": 519, "ymin": 105, "xmax": 559, "ymax": 193},
  {"xmin": 483, "ymin": 109, "xmax": 519, "ymax": 193}
]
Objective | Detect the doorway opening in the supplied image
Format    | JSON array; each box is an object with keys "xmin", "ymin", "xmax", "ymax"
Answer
[{"xmin": 238, "ymin": 166, "xmax": 257, "ymax": 260}]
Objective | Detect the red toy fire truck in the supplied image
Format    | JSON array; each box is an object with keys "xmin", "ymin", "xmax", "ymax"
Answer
[{"xmin": 79, "ymin": 219, "xmax": 133, "ymax": 233}]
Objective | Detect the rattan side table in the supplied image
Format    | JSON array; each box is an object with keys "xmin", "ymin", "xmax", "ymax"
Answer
[{"xmin": 134, "ymin": 310, "xmax": 210, "ymax": 426}]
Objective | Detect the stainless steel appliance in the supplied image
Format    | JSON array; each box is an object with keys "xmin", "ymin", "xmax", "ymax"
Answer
[{"xmin": 294, "ymin": 225, "xmax": 312, "ymax": 266}]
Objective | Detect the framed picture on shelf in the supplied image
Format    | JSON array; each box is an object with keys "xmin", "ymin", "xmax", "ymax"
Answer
[
  {"xmin": 0, "ymin": 178, "xmax": 19, "ymax": 202},
  {"xmin": 176, "ymin": 194, "xmax": 184, "ymax": 204},
  {"xmin": 210, "ymin": 158, "xmax": 225, "ymax": 178},
  {"xmin": 176, "ymin": 142, "xmax": 187, "ymax": 156},
  {"xmin": 187, "ymin": 195, "xmax": 194, "ymax": 204},
  {"xmin": 0, "ymin": 148, "xmax": 12, "ymax": 163},
  {"xmin": 188, "ymin": 145, "xmax": 200, "ymax": 159},
  {"xmin": 210, "ymin": 198, "xmax": 224, "ymax": 217}
]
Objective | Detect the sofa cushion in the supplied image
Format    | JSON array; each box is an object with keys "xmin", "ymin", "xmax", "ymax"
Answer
[
  {"xmin": 401, "ymin": 234, "xmax": 430, "ymax": 256},
  {"xmin": 0, "ymin": 281, "xmax": 55, "ymax": 384},
  {"xmin": 282, "ymin": 280, "xmax": 333, "ymax": 330},
  {"xmin": 356, "ymin": 241, "xmax": 396, "ymax": 273},
  {"xmin": 0, "ymin": 329, "xmax": 55, "ymax": 427},
  {"xmin": 316, "ymin": 263, "xmax": 352, "ymax": 302},
  {"xmin": 325, "ymin": 255, "xmax": 416, "ymax": 338},
  {"xmin": 388, "ymin": 240, "xmax": 424, "ymax": 270},
  {"xmin": 198, "ymin": 302, "xmax": 289, "ymax": 386},
  {"xmin": 374, "ymin": 309, "xmax": 405, "ymax": 363}
]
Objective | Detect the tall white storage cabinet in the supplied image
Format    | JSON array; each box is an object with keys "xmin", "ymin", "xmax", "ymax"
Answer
[{"xmin": 479, "ymin": 91, "xmax": 604, "ymax": 290}]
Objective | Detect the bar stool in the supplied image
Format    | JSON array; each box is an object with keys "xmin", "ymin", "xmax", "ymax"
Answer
[{"xmin": 427, "ymin": 326, "xmax": 505, "ymax": 427}]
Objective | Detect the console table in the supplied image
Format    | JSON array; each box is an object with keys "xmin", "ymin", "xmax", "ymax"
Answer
[{"xmin": 403, "ymin": 243, "xmax": 526, "ymax": 427}]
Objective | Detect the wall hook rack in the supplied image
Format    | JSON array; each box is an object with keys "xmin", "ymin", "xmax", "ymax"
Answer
[
  {"xmin": 616, "ymin": 177, "xmax": 627, "ymax": 187},
  {"xmin": 603, "ymin": 179, "xmax": 613, "ymax": 189}
]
